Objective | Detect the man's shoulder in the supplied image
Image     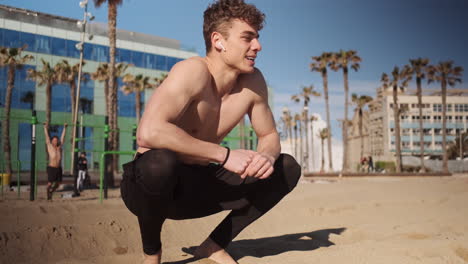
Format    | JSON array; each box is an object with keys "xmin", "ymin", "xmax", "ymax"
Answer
[
  {"xmin": 173, "ymin": 57, "xmax": 211, "ymax": 78},
  {"xmin": 238, "ymin": 68, "xmax": 267, "ymax": 94}
]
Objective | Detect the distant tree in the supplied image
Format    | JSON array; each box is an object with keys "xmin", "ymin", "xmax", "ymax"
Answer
[
  {"xmin": 407, "ymin": 58, "xmax": 430, "ymax": 172},
  {"xmin": 381, "ymin": 66, "xmax": 412, "ymax": 173},
  {"xmin": 329, "ymin": 50, "xmax": 361, "ymax": 173},
  {"xmin": 318, "ymin": 128, "xmax": 329, "ymax": 172},
  {"xmin": 427, "ymin": 61, "xmax": 463, "ymax": 173},
  {"xmin": 291, "ymin": 85, "xmax": 320, "ymax": 172},
  {"xmin": 121, "ymin": 74, "xmax": 153, "ymax": 124},
  {"xmin": 293, "ymin": 113, "xmax": 302, "ymax": 162},
  {"xmin": 281, "ymin": 108, "xmax": 294, "ymax": 153},
  {"xmin": 0, "ymin": 45, "xmax": 33, "ymax": 175},
  {"xmin": 55, "ymin": 60, "xmax": 85, "ymax": 125},
  {"xmin": 447, "ymin": 132, "xmax": 467, "ymax": 160},
  {"xmin": 309, "ymin": 115, "xmax": 318, "ymax": 171},
  {"xmin": 351, "ymin": 94, "xmax": 373, "ymax": 161},
  {"xmin": 20, "ymin": 91, "xmax": 35, "ymax": 110},
  {"xmin": 27, "ymin": 59, "xmax": 59, "ymax": 126},
  {"xmin": 311, "ymin": 52, "xmax": 334, "ymax": 170}
]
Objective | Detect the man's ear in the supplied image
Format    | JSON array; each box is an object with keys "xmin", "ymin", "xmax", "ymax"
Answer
[{"xmin": 211, "ymin": 31, "xmax": 224, "ymax": 52}]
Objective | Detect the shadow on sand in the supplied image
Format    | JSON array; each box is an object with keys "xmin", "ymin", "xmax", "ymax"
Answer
[{"xmin": 164, "ymin": 227, "xmax": 346, "ymax": 264}]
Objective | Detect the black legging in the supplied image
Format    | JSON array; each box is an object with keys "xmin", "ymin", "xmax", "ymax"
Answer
[{"xmin": 120, "ymin": 149, "xmax": 301, "ymax": 255}]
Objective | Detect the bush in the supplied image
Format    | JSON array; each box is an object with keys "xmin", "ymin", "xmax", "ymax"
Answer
[{"xmin": 375, "ymin": 161, "xmax": 396, "ymax": 173}]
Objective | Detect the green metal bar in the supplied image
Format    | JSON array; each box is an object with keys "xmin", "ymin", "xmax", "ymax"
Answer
[{"xmin": 99, "ymin": 150, "xmax": 136, "ymax": 203}]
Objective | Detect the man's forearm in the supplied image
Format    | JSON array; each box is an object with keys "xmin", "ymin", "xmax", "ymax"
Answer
[
  {"xmin": 256, "ymin": 132, "xmax": 281, "ymax": 161},
  {"xmin": 138, "ymin": 123, "xmax": 227, "ymax": 163}
]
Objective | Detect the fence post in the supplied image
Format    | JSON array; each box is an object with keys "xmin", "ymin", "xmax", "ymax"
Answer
[
  {"xmin": 103, "ymin": 116, "xmax": 109, "ymax": 199},
  {"xmin": 17, "ymin": 161, "xmax": 21, "ymax": 198}
]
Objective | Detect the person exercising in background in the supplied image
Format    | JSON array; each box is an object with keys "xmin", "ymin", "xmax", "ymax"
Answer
[
  {"xmin": 43, "ymin": 123, "xmax": 67, "ymax": 200},
  {"xmin": 120, "ymin": 1, "xmax": 301, "ymax": 263}
]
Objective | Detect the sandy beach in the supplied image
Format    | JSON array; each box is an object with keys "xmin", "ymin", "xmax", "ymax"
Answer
[{"xmin": 1, "ymin": 175, "xmax": 468, "ymax": 264}]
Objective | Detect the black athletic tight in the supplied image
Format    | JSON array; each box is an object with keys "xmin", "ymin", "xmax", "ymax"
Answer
[{"xmin": 120, "ymin": 149, "xmax": 301, "ymax": 255}]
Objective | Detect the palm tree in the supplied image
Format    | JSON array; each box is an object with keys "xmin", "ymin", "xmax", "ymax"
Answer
[
  {"xmin": 121, "ymin": 73, "xmax": 153, "ymax": 124},
  {"xmin": 447, "ymin": 132, "xmax": 467, "ymax": 160},
  {"xmin": 293, "ymin": 113, "xmax": 301, "ymax": 162},
  {"xmin": 292, "ymin": 85, "xmax": 320, "ymax": 173},
  {"xmin": 281, "ymin": 108, "xmax": 293, "ymax": 154},
  {"xmin": 408, "ymin": 58, "xmax": 430, "ymax": 172},
  {"xmin": 311, "ymin": 52, "xmax": 334, "ymax": 170},
  {"xmin": 0, "ymin": 45, "xmax": 33, "ymax": 175},
  {"xmin": 90, "ymin": 62, "xmax": 129, "ymax": 185},
  {"xmin": 329, "ymin": 50, "xmax": 361, "ymax": 173},
  {"xmin": 20, "ymin": 91, "xmax": 35, "ymax": 110},
  {"xmin": 55, "ymin": 60, "xmax": 85, "ymax": 125},
  {"xmin": 309, "ymin": 115, "xmax": 318, "ymax": 171},
  {"xmin": 381, "ymin": 66, "xmax": 412, "ymax": 173},
  {"xmin": 351, "ymin": 93, "xmax": 373, "ymax": 162},
  {"xmin": 427, "ymin": 61, "xmax": 463, "ymax": 173},
  {"xmin": 27, "ymin": 59, "xmax": 58, "ymax": 125},
  {"xmin": 318, "ymin": 128, "xmax": 329, "ymax": 172}
]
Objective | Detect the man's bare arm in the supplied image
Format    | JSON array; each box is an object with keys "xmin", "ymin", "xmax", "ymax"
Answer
[
  {"xmin": 43, "ymin": 123, "xmax": 51, "ymax": 145},
  {"xmin": 60, "ymin": 123, "xmax": 67, "ymax": 144},
  {"xmin": 244, "ymin": 69, "xmax": 281, "ymax": 179}
]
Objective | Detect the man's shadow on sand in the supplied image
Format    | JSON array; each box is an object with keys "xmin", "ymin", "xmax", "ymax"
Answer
[{"xmin": 164, "ymin": 227, "xmax": 346, "ymax": 264}]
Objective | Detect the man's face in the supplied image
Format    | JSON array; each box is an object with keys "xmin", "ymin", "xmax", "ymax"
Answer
[
  {"xmin": 51, "ymin": 137, "xmax": 59, "ymax": 146},
  {"xmin": 221, "ymin": 19, "xmax": 262, "ymax": 73}
]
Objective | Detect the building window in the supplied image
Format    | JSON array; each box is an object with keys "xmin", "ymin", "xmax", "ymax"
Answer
[
  {"xmin": 447, "ymin": 104, "xmax": 452, "ymax": 112},
  {"xmin": 434, "ymin": 116, "xmax": 442, "ymax": 122},
  {"xmin": 434, "ymin": 129, "xmax": 442, "ymax": 135},
  {"xmin": 433, "ymin": 104, "xmax": 442, "ymax": 112},
  {"xmin": 51, "ymin": 83, "xmax": 71, "ymax": 112},
  {"xmin": 117, "ymin": 78, "xmax": 144, "ymax": 117},
  {"xmin": 51, "ymin": 37, "xmax": 67, "ymax": 57},
  {"xmin": 0, "ymin": 66, "xmax": 36, "ymax": 110}
]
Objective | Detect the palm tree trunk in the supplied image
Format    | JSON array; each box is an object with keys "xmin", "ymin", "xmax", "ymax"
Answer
[
  {"xmin": 288, "ymin": 124, "xmax": 293, "ymax": 156},
  {"xmin": 342, "ymin": 68, "xmax": 349, "ymax": 172},
  {"xmin": 45, "ymin": 82, "xmax": 52, "ymax": 125},
  {"xmin": 441, "ymin": 78, "xmax": 448, "ymax": 173},
  {"xmin": 359, "ymin": 108, "xmax": 364, "ymax": 160},
  {"xmin": 294, "ymin": 125, "xmax": 298, "ymax": 159},
  {"xmin": 299, "ymin": 119, "xmax": 303, "ymax": 170},
  {"xmin": 108, "ymin": 3, "xmax": 118, "ymax": 186},
  {"xmin": 69, "ymin": 80, "xmax": 77, "ymax": 126},
  {"xmin": 321, "ymin": 138, "xmax": 325, "ymax": 172},
  {"xmin": 2, "ymin": 64, "xmax": 15, "ymax": 174},
  {"xmin": 303, "ymin": 109, "xmax": 309, "ymax": 172},
  {"xmin": 135, "ymin": 91, "xmax": 141, "ymax": 124},
  {"xmin": 393, "ymin": 85, "xmax": 402, "ymax": 173},
  {"xmin": 239, "ymin": 117, "xmax": 245, "ymax": 149},
  {"xmin": 310, "ymin": 122, "xmax": 315, "ymax": 171},
  {"xmin": 323, "ymin": 72, "xmax": 333, "ymax": 170},
  {"xmin": 416, "ymin": 77, "xmax": 425, "ymax": 172}
]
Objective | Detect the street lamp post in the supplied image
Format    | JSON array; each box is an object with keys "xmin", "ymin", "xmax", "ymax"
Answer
[{"xmin": 70, "ymin": 0, "xmax": 94, "ymax": 194}]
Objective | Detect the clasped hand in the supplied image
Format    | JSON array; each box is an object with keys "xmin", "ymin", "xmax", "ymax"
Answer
[{"xmin": 223, "ymin": 149, "xmax": 275, "ymax": 180}]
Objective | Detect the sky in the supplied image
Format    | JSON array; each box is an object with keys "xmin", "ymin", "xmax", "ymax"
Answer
[{"xmin": 2, "ymin": 0, "xmax": 467, "ymax": 169}]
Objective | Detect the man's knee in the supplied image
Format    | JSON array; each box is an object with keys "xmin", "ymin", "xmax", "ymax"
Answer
[
  {"xmin": 276, "ymin": 153, "xmax": 301, "ymax": 192},
  {"xmin": 134, "ymin": 149, "xmax": 178, "ymax": 196}
]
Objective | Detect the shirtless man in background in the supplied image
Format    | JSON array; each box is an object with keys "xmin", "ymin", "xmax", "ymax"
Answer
[
  {"xmin": 120, "ymin": 1, "xmax": 301, "ymax": 263},
  {"xmin": 43, "ymin": 123, "xmax": 67, "ymax": 200}
]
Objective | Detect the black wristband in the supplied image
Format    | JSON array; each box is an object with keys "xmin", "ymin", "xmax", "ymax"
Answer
[{"xmin": 221, "ymin": 146, "xmax": 230, "ymax": 167}]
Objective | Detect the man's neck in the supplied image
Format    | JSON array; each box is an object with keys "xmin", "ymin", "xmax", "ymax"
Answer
[{"xmin": 204, "ymin": 56, "xmax": 240, "ymax": 97}]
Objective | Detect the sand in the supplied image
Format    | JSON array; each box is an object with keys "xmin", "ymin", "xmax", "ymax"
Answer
[{"xmin": 1, "ymin": 174, "xmax": 468, "ymax": 264}]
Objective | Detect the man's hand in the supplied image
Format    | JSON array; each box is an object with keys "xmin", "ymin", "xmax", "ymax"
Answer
[
  {"xmin": 243, "ymin": 152, "xmax": 275, "ymax": 179},
  {"xmin": 63, "ymin": 123, "xmax": 68, "ymax": 128},
  {"xmin": 222, "ymin": 149, "xmax": 255, "ymax": 176}
]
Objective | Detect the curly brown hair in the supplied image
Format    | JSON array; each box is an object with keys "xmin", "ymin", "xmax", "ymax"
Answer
[{"xmin": 203, "ymin": 0, "xmax": 265, "ymax": 54}]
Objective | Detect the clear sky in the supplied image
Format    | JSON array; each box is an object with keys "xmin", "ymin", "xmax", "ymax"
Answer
[{"xmin": 3, "ymin": 0, "xmax": 468, "ymax": 149}]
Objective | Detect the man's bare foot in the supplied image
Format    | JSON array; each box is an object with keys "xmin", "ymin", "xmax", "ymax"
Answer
[
  {"xmin": 194, "ymin": 238, "xmax": 238, "ymax": 264},
  {"xmin": 143, "ymin": 250, "xmax": 162, "ymax": 264}
]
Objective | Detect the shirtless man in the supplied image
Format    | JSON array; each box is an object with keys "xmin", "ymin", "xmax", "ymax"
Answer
[
  {"xmin": 120, "ymin": 1, "xmax": 301, "ymax": 263},
  {"xmin": 43, "ymin": 123, "xmax": 67, "ymax": 200}
]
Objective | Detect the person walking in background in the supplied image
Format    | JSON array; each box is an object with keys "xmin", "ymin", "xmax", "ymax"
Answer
[
  {"xmin": 368, "ymin": 156, "xmax": 374, "ymax": 172},
  {"xmin": 43, "ymin": 123, "xmax": 67, "ymax": 200},
  {"xmin": 77, "ymin": 152, "xmax": 88, "ymax": 192}
]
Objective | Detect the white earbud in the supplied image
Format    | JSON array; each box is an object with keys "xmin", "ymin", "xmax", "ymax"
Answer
[{"xmin": 217, "ymin": 41, "xmax": 226, "ymax": 52}]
